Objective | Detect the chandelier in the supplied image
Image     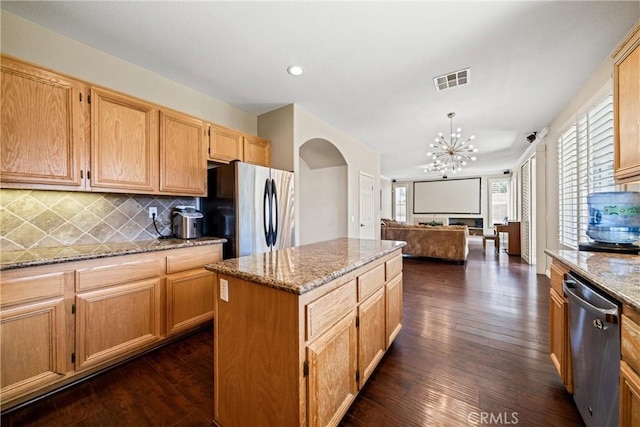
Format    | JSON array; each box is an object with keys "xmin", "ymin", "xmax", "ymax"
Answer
[{"xmin": 425, "ymin": 112, "xmax": 478, "ymax": 176}]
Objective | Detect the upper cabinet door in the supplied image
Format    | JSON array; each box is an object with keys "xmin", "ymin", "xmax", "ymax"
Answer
[
  {"xmin": 243, "ymin": 135, "xmax": 271, "ymax": 167},
  {"xmin": 208, "ymin": 124, "xmax": 243, "ymax": 163},
  {"xmin": 614, "ymin": 23, "xmax": 640, "ymax": 184},
  {"xmin": 1, "ymin": 56, "xmax": 85, "ymax": 189},
  {"xmin": 90, "ymin": 87, "xmax": 159, "ymax": 193},
  {"xmin": 160, "ymin": 111, "xmax": 206, "ymax": 196}
]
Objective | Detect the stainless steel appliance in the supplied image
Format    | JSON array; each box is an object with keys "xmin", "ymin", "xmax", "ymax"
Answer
[
  {"xmin": 201, "ymin": 161, "xmax": 294, "ymax": 258},
  {"xmin": 563, "ymin": 274, "xmax": 620, "ymax": 427},
  {"xmin": 172, "ymin": 206, "xmax": 203, "ymax": 239}
]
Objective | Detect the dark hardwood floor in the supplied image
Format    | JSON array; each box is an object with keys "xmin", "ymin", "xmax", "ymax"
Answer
[{"xmin": 1, "ymin": 238, "xmax": 583, "ymax": 426}]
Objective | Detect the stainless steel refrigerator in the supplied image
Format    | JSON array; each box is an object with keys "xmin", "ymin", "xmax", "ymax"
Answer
[{"xmin": 201, "ymin": 161, "xmax": 295, "ymax": 259}]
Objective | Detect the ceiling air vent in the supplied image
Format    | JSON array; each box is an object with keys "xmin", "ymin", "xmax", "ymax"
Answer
[{"xmin": 434, "ymin": 68, "xmax": 470, "ymax": 91}]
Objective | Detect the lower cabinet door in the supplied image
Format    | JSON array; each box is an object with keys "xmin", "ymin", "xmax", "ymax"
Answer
[
  {"xmin": 75, "ymin": 278, "xmax": 162, "ymax": 370},
  {"xmin": 620, "ymin": 361, "xmax": 640, "ymax": 427},
  {"xmin": 0, "ymin": 297, "xmax": 68, "ymax": 401},
  {"xmin": 386, "ymin": 273, "xmax": 403, "ymax": 347},
  {"xmin": 307, "ymin": 311, "xmax": 358, "ymax": 427},
  {"xmin": 166, "ymin": 268, "xmax": 214, "ymax": 336},
  {"xmin": 358, "ymin": 287, "xmax": 386, "ymax": 387}
]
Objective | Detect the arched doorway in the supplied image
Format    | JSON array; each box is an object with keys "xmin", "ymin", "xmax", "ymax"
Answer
[{"xmin": 299, "ymin": 138, "xmax": 348, "ymax": 244}]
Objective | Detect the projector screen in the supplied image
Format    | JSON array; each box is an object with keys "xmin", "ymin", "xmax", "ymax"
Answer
[{"xmin": 413, "ymin": 178, "xmax": 481, "ymax": 214}]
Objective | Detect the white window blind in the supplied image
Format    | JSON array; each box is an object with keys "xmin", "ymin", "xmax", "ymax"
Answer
[
  {"xmin": 394, "ymin": 186, "xmax": 407, "ymax": 223},
  {"xmin": 489, "ymin": 179, "xmax": 510, "ymax": 225},
  {"xmin": 558, "ymin": 94, "xmax": 615, "ymax": 248}
]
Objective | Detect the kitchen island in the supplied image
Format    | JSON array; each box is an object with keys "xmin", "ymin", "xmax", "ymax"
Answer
[{"xmin": 205, "ymin": 238, "xmax": 406, "ymax": 427}]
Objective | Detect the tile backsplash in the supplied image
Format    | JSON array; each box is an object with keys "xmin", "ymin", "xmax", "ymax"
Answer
[{"xmin": 0, "ymin": 190, "xmax": 197, "ymax": 251}]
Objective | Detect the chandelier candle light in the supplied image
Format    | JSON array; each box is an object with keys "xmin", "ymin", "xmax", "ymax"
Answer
[{"xmin": 426, "ymin": 112, "xmax": 478, "ymax": 176}]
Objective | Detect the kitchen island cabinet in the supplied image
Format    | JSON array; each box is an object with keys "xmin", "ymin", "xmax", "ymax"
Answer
[
  {"xmin": 206, "ymin": 238, "xmax": 405, "ymax": 427},
  {"xmin": 0, "ymin": 239, "xmax": 223, "ymax": 411}
]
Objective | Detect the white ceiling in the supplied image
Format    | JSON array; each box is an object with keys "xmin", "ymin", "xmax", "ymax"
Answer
[{"xmin": 3, "ymin": 1, "xmax": 638, "ymax": 180}]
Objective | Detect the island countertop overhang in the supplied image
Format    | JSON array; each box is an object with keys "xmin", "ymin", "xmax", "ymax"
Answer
[{"xmin": 205, "ymin": 237, "xmax": 406, "ymax": 294}]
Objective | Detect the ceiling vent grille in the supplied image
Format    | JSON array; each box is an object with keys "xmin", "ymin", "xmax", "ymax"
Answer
[{"xmin": 434, "ymin": 68, "xmax": 470, "ymax": 91}]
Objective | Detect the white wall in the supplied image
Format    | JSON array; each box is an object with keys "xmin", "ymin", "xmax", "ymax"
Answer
[
  {"xmin": 0, "ymin": 11, "xmax": 256, "ymax": 133},
  {"xmin": 258, "ymin": 105, "xmax": 295, "ymax": 172},
  {"xmin": 393, "ymin": 173, "xmax": 505, "ymax": 229},
  {"xmin": 259, "ymin": 104, "xmax": 382, "ymax": 242},
  {"xmin": 299, "ymin": 160, "xmax": 348, "ymax": 244}
]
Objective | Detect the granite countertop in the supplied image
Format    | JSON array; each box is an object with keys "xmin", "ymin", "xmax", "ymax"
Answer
[
  {"xmin": 205, "ymin": 237, "xmax": 406, "ymax": 295},
  {"xmin": 0, "ymin": 237, "xmax": 227, "ymax": 271},
  {"xmin": 545, "ymin": 249, "xmax": 640, "ymax": 310}
]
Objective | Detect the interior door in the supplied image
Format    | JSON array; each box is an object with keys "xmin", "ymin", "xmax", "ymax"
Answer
[{"xmin": 359, "ymin": 172, "xmax": 375, "ymax": 239}]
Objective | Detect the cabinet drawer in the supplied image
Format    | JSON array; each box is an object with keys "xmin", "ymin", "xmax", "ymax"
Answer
[
  {"xmin": 0, "ymin": 271, "xmax": 66, "ymax": 307},
  {"xmin": 550, "ymin": 261, "xmax": 569, "ymax": 295},
  {"xmin": 306, "ymin": 280, "xmax": 356, "ymax": 341},
  {"xmin": 622, "ymin": 314, "xmax": 640, "ymax": 374},
  {"xmin": 358, "ymin": 263, "xmax": 385, "ymax": 302},
  {"xmin": 166, "ymin": 245, "xmax": 222, "ymax": 274},
  {"xmin": 385, "ymin": 255, "xmax": 402, "ymax": 281},
  {"xmin": 76, "ymin": 258, "xmax": 162, "ymax": 291}
]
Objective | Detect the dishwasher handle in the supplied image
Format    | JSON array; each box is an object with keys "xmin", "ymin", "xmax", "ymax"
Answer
[{"xmin": 563, "ymin": 279, "xmax": 619, "ymax": 324}]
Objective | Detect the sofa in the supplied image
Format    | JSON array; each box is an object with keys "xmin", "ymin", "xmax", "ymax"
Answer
[{"xmin": 381, "ymin": 219, "xmax": 469, "ymax": 263}]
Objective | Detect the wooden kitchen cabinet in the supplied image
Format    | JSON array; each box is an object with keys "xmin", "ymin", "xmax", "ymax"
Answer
[
  {"xmin": 357, "ymin": 286, "xmax": 386, "ymax": 388},
  {"xmin": 0, "ymin": 266, "xmax": 74, "ymax": 405},
  {"xmin": 213, "ymin": 249, "xmax": 403, "ymax": 427},
  {"xmin": 165, "ymin": 245, "xmax": 221, "ymax": 336},
  {"xmin": 549, "ymin": 260, "xmax": 572, "ymax": 393},
  {"xmin": 208, "ymin": 124, "xmax": 243, "ymax": 163},
  {"xmin": 75, "ymin": 254, "xmax": 163, "ymax": 370},
  {"xmin": 621, "ymin": 308, "xmax": 640, "ymax": 427},
  {"xmin": 243, "ymin": 135, "xmax": 271, "ymax": 167},
  {"xmin": 159, "ymin": 110, "xmax": 207, "ymax": 196},
  {"xmin": 1, "ymin": 55, "xmax": 85, "ymax": 190},
  {"xmin": 613, "ymin": 21, "xmax": 640, "ymax": 184},
  {"xmin": 90, "ymin": 86, "xmax": 159, "ymax": 193},
  {"xmin": 307, "ymin": 312, "xmax": 358, "ymax": 427},
  {"xmin": 0, "ymin": 243, "xmax": 223, "ymax": 411},
  {"xmin": 385, "ymin": 255, "xmax": 403, "ymax": 347},
  {"xmin": 620, "ymin": 361, "xmax": 640, "ymax": 427}
]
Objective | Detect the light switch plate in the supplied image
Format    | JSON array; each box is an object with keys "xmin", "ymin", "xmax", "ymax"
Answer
[{"xmin": 220, "ymin": 279, "xmax": 229, "ymax": 302}]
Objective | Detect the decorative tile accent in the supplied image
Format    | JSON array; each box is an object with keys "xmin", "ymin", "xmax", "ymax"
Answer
[{"xmin": 0, "ymin": 190, "xmax": 196, "ymax": 250}]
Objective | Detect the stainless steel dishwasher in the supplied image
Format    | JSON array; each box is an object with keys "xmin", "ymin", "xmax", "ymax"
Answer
[{"xmin": 563, "ymin": 273, "xmax": 620, "ymax": 427}]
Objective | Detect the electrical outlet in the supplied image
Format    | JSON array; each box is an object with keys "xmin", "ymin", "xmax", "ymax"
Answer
[
  {"xmin": 148, "ymin": 207, "xmax": 157, "ymax": 219},
  {"xmin": 220, "ymin": 279, "xmax": 229, "ymax": 302}
]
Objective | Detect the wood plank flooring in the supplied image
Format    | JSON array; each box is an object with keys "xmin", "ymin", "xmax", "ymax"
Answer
[{"xmin": 1, "ymin": 238, "xmax": 583, "ymax": 426}]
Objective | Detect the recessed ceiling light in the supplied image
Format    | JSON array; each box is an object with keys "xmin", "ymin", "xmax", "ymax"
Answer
[{"xmin": 287, "ymin": 65, "xmax": 304, "ymax": 76}]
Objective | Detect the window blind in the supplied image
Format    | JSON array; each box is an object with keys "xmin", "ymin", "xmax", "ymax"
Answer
[{"xmin": 558, "ymin": 94, "xmax": 615, "ymax": 248}]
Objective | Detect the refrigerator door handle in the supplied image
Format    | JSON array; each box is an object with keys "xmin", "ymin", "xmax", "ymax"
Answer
[
  {"xmin": 271, "ymin": 178, "xmax": 279, "ymax": 246},
  {"xmin": 263, "ymin": 178, "xmax": 271, "ymax": 247}
]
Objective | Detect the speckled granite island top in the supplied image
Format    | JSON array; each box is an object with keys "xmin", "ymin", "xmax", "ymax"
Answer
[
  {"xmin": 205, "ymin": 237, "xmax": 406, "ymax": 295},
  {"xmin": 0, "ymin": 237, "xmax": 227, "ymax": 271},
  {"xmin": 545, "ymin": 249, "xmax": 640, "ymax": 310}
]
